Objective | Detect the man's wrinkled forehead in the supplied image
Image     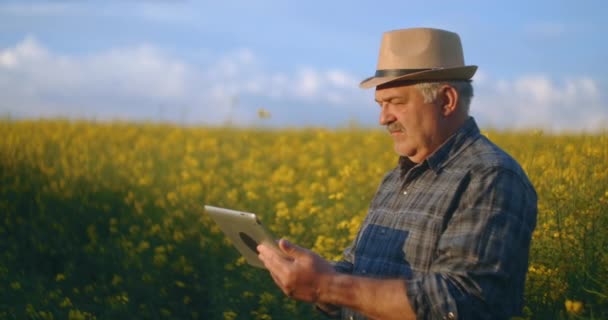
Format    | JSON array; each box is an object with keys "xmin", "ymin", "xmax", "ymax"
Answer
[{"xmin": 374, "ymin": 81, "xmax": 420, "ymax": 102}]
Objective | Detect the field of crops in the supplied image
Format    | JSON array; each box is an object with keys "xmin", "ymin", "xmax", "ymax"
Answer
[{"xmin": 1, "ymin": 120, "xmax": 607, "ymax": 319}]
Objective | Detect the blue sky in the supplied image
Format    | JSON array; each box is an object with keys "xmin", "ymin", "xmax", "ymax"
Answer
[{"xmin": 1, "ymin": 0, "xmax": 607, "ymax": 131}]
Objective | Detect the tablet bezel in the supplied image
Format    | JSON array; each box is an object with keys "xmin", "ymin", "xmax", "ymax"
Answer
[{"xmin": 204, "ymin": 205, "xmax": 280, "ymax": 269}]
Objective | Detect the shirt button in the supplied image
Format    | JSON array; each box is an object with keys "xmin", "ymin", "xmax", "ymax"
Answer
[
  {"xmin": 349, "ymin": 316, "xmax": 354, "ymax": 320},
  {"xmin": 445, "ymin": 312, "xmax": 455, "ymax": 320},
  {"xmin": 403, "ymin": 190, "xmax": 408, "ymax": 195}
]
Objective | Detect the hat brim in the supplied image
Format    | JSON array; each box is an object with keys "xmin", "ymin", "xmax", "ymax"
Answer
[{"xmin": 359, "ymin": 65, "xmax": 478, "ymax": 89}]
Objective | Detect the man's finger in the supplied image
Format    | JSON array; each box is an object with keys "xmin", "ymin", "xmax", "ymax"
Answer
[
  {"xmin": 258, "ymin": 242, "xmax": 291, "ymax": 260},
  {"xmin": 266, "ymin": 255, "xmax": 290, "ymax": 279},
  {"xmin": 265, "ymin": 258, "xmax": 297, "ymax": 298},
  {"xmin": 259, "ymin": 246, "xmax": 292, "ymax": 280},
  {"xmin": 278, "ymin": 238, "xmax": 304, "ymax": 257},
  {"xmin": 257, "ymin": 243, "xmax": 273, "ymax": 256}
]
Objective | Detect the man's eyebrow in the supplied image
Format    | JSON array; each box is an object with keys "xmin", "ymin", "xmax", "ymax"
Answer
[{"xmin": 374, "ymin": 95, "xmax": 405, "ymax": 103}]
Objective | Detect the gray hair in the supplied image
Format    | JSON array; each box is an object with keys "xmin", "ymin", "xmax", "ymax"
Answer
[{"xmin": 414, "ymin": 81, "xmax": 474, "ymax": 114}]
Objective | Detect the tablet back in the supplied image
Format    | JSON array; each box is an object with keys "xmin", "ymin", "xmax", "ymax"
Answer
[{"xmin": 204, "ymin": 205, "xmax": 278, "ymax": 268}]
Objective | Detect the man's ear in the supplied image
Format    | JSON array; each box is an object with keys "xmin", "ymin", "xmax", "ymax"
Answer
[{"xmin": 439, "ymin": 85, "xmax": 459, "ymax": 117}]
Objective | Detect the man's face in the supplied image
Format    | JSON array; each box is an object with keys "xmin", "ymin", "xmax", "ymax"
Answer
[{"xmin": 375, "ymin": 84, "xmax": 444, "ymax": 163}]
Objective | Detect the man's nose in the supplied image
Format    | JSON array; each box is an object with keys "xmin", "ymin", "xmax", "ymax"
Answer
[{"xmin": 379, "ymin": 105, "xmax": 396, "ymax": 126}]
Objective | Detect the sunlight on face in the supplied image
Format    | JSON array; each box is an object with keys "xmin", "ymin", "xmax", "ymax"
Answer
[{"xmin": 375, "ymin": 84, "xmax": 443, "ymax": 162}]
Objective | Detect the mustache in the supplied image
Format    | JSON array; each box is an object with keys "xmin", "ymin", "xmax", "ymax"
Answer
[{"xmin": 386, "ymin": 122, "xmax": 405, "ymax": 133}]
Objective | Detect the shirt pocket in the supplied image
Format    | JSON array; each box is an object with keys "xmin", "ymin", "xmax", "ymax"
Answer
[
  {"xmin": 397, "ymin": 211, "xmax": 443, "ymax": 272},
  {"xmin": 353, "ymin": 224, "xmax": 413, "ymax": 279}
]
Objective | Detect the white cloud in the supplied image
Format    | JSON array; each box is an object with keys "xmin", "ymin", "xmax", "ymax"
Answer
[
  {"xmin": 471, "ymin": 69, "xmax": 487, "ymax": 86},
  {"xmin": 0, "ymin": 48, "xmax": 18, "ymax": 68},
  {"xmin": 0, "ymin": 36, "xmax": 48, "ymax": 68},
  {"xmin": 0, "ymin": 37, "xmax": 206, "ymax": 121},
  {"xmin": 0, "ymin": 36, "xmax": 367, "ymax": 125},
  {"xmin": 268, "ymin": 73, "xmax": 288, "ymax": 98},
  {"xmin": 473, "ymin": 74, "xmax": 607, "ymax": 132},
  {"xmin": 326, "ymin": 69, "xmax": 358, "ymax": 88},
  {"xmin": 1, "ymin": 36, "xmax": 605, "ymax": 130},
  {"xmin": 294, "ymin": 68, "xmax": 321, "ymax": 97},
  {"xmin": 0, "ymin": 37, "xmax": 187, "ymax": 97},
  {"xmin": 84, "ymin": 45, "xmax": 190, "ymax": 99},
  {"xmin": 288, "ymin": 67, "xmax": 363, "ymax": 104},
  {"xmin": 514, "ymin": 75, "xmax": 553, "ymax": 104}
]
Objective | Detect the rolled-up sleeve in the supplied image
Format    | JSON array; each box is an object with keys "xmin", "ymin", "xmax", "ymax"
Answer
[{"xmin": 405, "ymin": 167, "xmax": 537, "ymax": 320}]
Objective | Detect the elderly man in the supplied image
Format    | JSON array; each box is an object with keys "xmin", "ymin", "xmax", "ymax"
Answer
[{"xmin": 258, "ymin": 28, "xmax": 537, "ymax": 320}]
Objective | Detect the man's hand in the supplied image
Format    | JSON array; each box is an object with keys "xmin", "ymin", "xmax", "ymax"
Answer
[
  {"xmin": 258, "ymin": 239, "xmax": 416, "ymax": 320},
  {"xmin": 257, "ymin": 239, "xmax": 336, "ymax": 303}
]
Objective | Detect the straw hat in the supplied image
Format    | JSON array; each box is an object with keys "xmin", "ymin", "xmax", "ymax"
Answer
[{"xmin": 360, "ymin": 28, "xmax": 477, "ymax": 89}]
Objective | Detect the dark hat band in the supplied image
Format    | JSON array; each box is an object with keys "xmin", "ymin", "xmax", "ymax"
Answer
[{"xmin": 374, "ymin": 68, "xmax": 434, "ymax": 77}]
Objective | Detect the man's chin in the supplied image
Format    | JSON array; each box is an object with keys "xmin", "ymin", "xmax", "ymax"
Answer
[{"xmin": 393, "ymin": 144, "xmax": 412, "ymax": 157}]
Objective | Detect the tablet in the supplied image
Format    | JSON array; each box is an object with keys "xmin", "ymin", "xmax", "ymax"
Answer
[{"xmin": 204, "ymin": 205, "xmax": 282, "ymax": 269}]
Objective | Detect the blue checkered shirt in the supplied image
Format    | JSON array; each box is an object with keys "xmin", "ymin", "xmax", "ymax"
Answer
[{"xmin": 333, "ymin": 118, "xmax": 537, "ymax": 320}]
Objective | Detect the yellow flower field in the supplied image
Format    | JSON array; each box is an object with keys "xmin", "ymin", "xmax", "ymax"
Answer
[{"xmin": 0, "ymin": 120, "xmax": 606, "ymax": 319}]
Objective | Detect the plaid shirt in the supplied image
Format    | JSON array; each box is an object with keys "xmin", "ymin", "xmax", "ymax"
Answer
[{"xmin": 333, "ymin": 118, "xmax": 537, "ymax": 320}]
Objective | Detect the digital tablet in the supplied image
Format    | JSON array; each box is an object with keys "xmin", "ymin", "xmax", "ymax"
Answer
[{"xmin": 204, "ymin": 205, "xmax": 282, "ymax": 269}]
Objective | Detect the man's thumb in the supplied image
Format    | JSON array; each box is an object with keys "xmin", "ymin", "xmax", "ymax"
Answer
[{"xmin": 279, "ymin": 238, "xmax": 300, "ymax": 255}]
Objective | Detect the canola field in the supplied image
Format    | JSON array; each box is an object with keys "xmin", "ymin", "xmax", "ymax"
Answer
[{"xmin": 1, "ymin": 120, "xmax": 607, "ymax": 319}]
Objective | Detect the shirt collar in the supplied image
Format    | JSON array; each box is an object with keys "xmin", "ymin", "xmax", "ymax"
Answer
[
  {"xmin": 426, "ymin": 117, "xmax": 481, "ymax": 173},
  {"xmin": 399, "ymin": 117, "xmax": 481, "ymax": 176},
  {"xmin": 398, "ymin": 156, "xmax": 417, "ymax": 178}
]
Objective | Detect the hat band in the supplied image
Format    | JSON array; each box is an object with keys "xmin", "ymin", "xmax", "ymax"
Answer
[{"xmin": 375, "ymin": 68, "xmax": 433, "ymax": 77}]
